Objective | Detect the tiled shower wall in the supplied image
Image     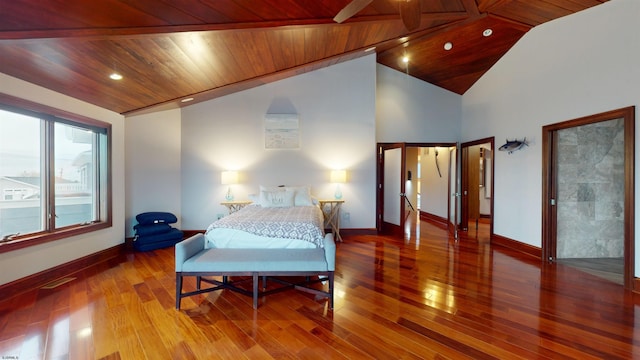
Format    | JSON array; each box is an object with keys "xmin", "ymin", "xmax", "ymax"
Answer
[{"xmin": 556, "ymin": 117, "xmax": 625, "ymax": 258}]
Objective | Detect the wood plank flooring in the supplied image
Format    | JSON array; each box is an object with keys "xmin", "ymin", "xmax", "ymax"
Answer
[
  {"xmin": 2, "ymin": 219, "xmax": 640, "ymax": 359},
  {"xmin": 556, "ymin": 258, "xmax": 624, "ymax": 285}
]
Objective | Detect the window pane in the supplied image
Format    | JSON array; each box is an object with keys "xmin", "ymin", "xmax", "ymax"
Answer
[
  {"xmin": 97, "ymin": 132, "xmax": 108, "ymax": 222},
  {"xmin": 54, "ymin": 122, "xmax": 95, "ymax": 227},
  {"xmin": 0, "ymin": 110, "xmax": 44, "ymax": 238},
  {"xmin": 0, "ymin": 95, "xmax": 111, "ymax": 251}
]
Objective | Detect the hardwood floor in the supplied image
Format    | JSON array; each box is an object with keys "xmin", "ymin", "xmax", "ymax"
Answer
[
  {"xmin": 2, "ymin": 219, "xmax": 640, "ymax": 359},
  {"xmin": 557, "ymin": 258, "xmax": 624, "ymax": 285}
]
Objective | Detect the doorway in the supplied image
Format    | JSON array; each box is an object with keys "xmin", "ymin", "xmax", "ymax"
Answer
[
  {"xmin": 542, "ymin": 106, "xmax": 635, "ymax": 289},
  {"xmin": 377, "ymin": 142, "xmax": 458, "ymax": 238},
  {"xmin": 461, "ymin": 138, "xmax": 495, "ymax": 241}
]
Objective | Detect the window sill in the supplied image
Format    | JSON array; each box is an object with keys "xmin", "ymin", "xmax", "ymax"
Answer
[{"xmin": 0, "ymin": 221, "xmax": 112, "ymax": 254}]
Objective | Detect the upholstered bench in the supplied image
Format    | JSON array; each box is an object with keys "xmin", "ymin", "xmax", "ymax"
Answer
[{"xmin": 175, "ymin": 233, "xmax": 335, "ymax": 309}]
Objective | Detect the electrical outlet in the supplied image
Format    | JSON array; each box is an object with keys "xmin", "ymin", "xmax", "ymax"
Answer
[{"xmin": 342, "ymin": 212, "xmax": 350, "ymax": 221}]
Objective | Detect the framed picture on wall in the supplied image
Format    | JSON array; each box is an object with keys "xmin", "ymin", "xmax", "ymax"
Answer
[{"xmin": 265, "ymin": 114, "xmax": 299, "ymax": 149}]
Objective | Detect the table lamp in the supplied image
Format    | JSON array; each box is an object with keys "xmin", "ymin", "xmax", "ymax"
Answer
[
  {"xmin": 221, "ymin": 171, "xmax": 238, "ymax": 201},
  {"xmin": 330, "ymin": 170, "xmax": 346, "ymax": 199}
]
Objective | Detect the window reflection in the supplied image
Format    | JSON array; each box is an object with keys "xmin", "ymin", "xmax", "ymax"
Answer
[
  {"xmin": 0, "ymin": 109, "xmax": 43, "ymax": 237},
  {"xmin": 54, "ymin": 123, "xmax": 96, "ymax": 227}
]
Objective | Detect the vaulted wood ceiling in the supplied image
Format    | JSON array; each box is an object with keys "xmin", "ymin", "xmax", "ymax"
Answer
[{"xmin": 0, "ymin": 0, "xmax": 607, "ymax": 115}]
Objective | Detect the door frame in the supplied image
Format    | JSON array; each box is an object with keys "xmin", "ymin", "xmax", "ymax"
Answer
[
  {"xmin": 376, "ymin": 142, "xmax": 457, "ymax": 236},
  {"xmin": 541, "ymin": 106, "xmax": 635, "ymax": 289},
  {"xmin": 449, "ymin": 143, "xmax": 461, "ymax": 238},
  {"xmin": 460, "ymin": 137, "xmax": 495, "ymax": 238},
  {"xmin": 377, "ymin": 143, "xmax": 405, "ymax": 235}
]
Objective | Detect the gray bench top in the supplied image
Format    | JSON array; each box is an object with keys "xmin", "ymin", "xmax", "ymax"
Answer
[
  {"xmin": 182, "ymin": 248, "xmax": 329, "ymax": 272},
  {"xmin": 175, "ymin": 233, "xmax": 336, "ymax": 273}
]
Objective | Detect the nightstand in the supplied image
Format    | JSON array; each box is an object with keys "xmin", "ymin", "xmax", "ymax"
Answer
[
  {"xmin": 318, "ymin": 199, "xmax": 344, "ymax": 242},
  {"xmin": 221, "ymin": 200, "xmax": 252, "ymax": 214}
]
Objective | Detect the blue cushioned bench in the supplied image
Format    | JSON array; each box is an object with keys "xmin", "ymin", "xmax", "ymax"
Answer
[{"xmin": 175, "ymin": 233, "xmax": 335, "ymax": 309}]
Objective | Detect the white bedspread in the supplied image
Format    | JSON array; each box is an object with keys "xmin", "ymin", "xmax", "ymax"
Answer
[{"xmin": 205, "ymin": 205, "xmax": 325, "ymax": 249}]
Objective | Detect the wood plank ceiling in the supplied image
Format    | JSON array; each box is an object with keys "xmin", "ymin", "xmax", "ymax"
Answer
[{"xmin": 0, "ymin": 0, "xmax": 607, "ymax": 115}]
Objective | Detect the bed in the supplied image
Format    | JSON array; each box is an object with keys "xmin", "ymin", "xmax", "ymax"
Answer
[{"xmin": 204, "ymin": 186, "xmax": 326, "ymax": 249}]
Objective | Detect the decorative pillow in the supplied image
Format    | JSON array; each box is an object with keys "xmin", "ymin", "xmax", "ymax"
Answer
[
  {"xmin": 260, "ymin": 189, "xmax": 295, "ymax": 207},
  {"xmin": 260, "ymin": 185, "xmax": 314, "ymax": 206},
  {"xmin": 287, "ymin": 186, "xmax": 314, "ymax": 206},
  {"xmin": 248, "ymin": 193, "xmax": 259, "ymax": 203},
  {"xmin": 260, "ymin": 185, "xmax": 285, "ymax": 193}
]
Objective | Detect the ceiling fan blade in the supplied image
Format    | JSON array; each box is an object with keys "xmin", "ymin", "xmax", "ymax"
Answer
[
  {"xmin": 333, "ymin": 0, "xmax": 373, "ymax": 23},
  {"xmin": 399, "ymin": 0, "xmax": 421, "ymax": 31}
]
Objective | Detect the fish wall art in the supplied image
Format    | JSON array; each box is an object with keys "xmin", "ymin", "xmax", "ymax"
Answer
[{"xmin": 499, "ymin": 138, "xmax": 528, "ymax": 154}]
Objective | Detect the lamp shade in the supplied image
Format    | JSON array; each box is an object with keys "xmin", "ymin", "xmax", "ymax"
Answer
[
  {"xmin": 330, "ymin": 170, "xmax": 346, "ymax": 183},
  {"xmin": 221, "ymin": 171, "xmax": 238, "ymax": 185}
]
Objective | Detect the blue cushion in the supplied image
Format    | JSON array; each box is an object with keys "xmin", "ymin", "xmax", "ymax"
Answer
[
  {"xmin": 134, "ymin": 228, "xmax": 183, "ymax": 251},
  {"xmin": 134, "ymin": 223, "xmax": 172, "ymax": 236},
  {"xmin": 136, "ymin": 211, "xmax": 178, "ymax": 225}
]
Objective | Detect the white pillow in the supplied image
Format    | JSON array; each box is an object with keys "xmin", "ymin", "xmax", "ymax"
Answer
[
  {"xmin": 260, "ymin": 189, "xmax": 295, "ymax": 207},
  {"xmin": 287, "ymin": 186, "xmax": 314, "ymax": 206},
  {"xmin": 260, "ymin": 185, "xmax": 313, "ymax": 206},
  {"xmin": 260, "ymin": 185, "xmax": 285, "ymax": 192}
]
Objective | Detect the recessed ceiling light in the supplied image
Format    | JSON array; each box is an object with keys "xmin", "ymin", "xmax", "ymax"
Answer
[
  {"xmin": 181, "ymin": 97, "xmax": 194, "ymax": 103},
  {"xmin": 444, "ymin": 42, "xmax": 453, "ymax": 51},
  {"xmin": 402, "ymin": 56, "xmax": 409, "ymax": 63},
  {"xmin": 483, "ymin": 29, "xmax": 493, "ymax": 37},
  {"xmin": 364, "ymin": 47, "xmax": 376, "ymax": 52},
  {"xmin": 109, "ymin": 72, "xmax": 123, "ymax": 80}
]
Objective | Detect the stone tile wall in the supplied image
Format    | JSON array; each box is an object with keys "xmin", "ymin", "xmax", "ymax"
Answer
[{"xmin": 556, "ymin": 117, "xmax": 625, "ymax": 258}]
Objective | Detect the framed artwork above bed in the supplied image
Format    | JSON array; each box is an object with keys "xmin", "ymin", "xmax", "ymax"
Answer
[{"xmin": 264, "ymin": 113, "xmax": 299, "ymax": 149}]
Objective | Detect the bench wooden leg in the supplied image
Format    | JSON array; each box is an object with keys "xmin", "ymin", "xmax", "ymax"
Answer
[
  {"xmin": 253, "ymin": 273, "xmax": 259, "ymax": 309},
  {"xmin": 175, "ymin": 271, "xmax": 333, "ymax": 310},
  {"xmin": 328, "ymin": 272, "xmax": 335, "ymax": 309},
  {"xmin": 176, "ymin": 273, "xmax": 183, "ymax": 310}
]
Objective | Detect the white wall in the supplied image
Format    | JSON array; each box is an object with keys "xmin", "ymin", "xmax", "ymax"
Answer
[
  {"xmin": 420, "ymin": 147, "xmax": 451, "ymax": 219},
  {"xmin": 405, "ymin": 147, "xmax": 419, "ymax": 212},
  {"xmin": 376, "ymin": 63, "xmax": 461, "ymax": 227},
  {"xmin": 376, "ymin": 64, "xmax": 462, "ymax": 142},
  {"xmin": 479, "ymin": 144, "xmax": 491, "ymax": 216},
  {"xmin": 0, "ymin": 74, "xmax": 125, "ymax": 285},
  {"xmin": 125, "ymin": 109, "xmax": 182, "ymax": 236},
  {"xmin": 462, "ymin": 0, "xmax": 640, "ymax": 274},
  {"xmin": 180, "ymin": 55, "xmax": 378, "ymax": 230}
]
